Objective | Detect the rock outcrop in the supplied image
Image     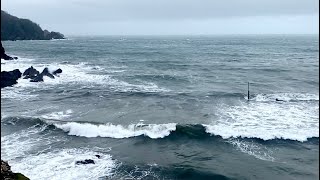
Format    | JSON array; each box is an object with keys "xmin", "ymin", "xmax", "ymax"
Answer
[
  {"xmin": 1, "ymin": 42, "xmax": 63, "ymax": 87},
  {"xmin": 1, "ymin": 69, "xmax": 22, "ymax": 88},
  {"xmin": 1, "ymin": 42, "xmax": 17, "ymax": 60},
  {"xmin": 23, "ymin": 66, "xmax": 40, "ymax": 79},
  {"xmin": 41, "ymin": 67, "xmax": 55, "ymax": 79},
  {"xmin": 1, "ymin": 160, "xmax": 29, "ymax": 180},
  {"xmin": 29, "ymin": 67, "xmax": 56, "ymax": 82},
  {"xmin": 43, "ymin": 30, "xmax": 65, "ymax": 40},
  {"xmin": 1, "ymin": 66, "xmax": 62, "ymax": 87},
  {"xmin": 52, "ymin": 68, "xmax": 62, "ymax": 76}
]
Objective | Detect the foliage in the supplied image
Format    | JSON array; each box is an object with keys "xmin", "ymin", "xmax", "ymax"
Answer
[{"xmin": 1, "ymin": 10, "xmax": 64, "ymax": 41}]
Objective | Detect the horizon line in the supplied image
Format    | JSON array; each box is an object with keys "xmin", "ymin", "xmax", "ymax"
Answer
[{"xmin": 65, "ymin": 33, "xmax": 319, "ymax": 37}]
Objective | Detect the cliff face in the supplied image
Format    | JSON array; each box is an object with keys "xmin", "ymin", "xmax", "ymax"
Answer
[{"xmin": 1, "ymin": 11, "xmax": 65, "ymax": 41}]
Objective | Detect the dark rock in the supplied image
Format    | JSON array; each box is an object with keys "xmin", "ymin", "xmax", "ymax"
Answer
[
  {"xmin": 1, "ymin": 42, "xmax": 16, "ymax": 60},
  {"xmin": 95, "ymin": 155, "xmax": 101, "ymax": 159},
  {"xmin": 1, "ymin": 160, "xmax": 29, "ymax": 180},
  {"xmin": 1, "ymin": 160, "xmax": 12, "ymax": 179},
  {"xmin": 23, "ymin": 66, "xmax": 40, "ymax": 79},
  {"xmin": 43, "ymin": 30, "xmax": 65, "ymax": 40},
  {"xmin": 52, "ymin": 68, "xmax": 62, "ymax": 76},
  {"xmin": 1, "ymin": 11, "xmax": 65, "ymax": 41},
  {"xmin": 29, "ymin": 67, "xmax": 62, "ymax": 82},
  {"xmin": 75, "ymin": 159, "xmax": 95, "ymax": 165},
  {"xmin": 30, "ymin": 74, "xmax": 43, "ymax": 82},
  {"xmin": 1, "ymin": 69, "xmax": 22, "ymax": 88},
  {"xmin": 41, "ymin": 67, "xmax": 54, "ymax": 79}
]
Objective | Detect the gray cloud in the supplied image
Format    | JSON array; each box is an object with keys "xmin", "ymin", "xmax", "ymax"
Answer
[{"xmin": 1, "ymin": 0, "xmax": 319, "ymax": 35}]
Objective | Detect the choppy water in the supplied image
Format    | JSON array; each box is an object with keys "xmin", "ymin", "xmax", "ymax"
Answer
[{"xmin": 1, "ymin": 35, "xmax": 319, "ymax": 180}]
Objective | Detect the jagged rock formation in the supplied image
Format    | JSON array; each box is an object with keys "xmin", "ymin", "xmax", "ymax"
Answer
[
  {"xmin": 23, "ymin": 66, "xmax": 40, "ymax": 79},
  {"xmin": 1, "ymin": 66, "xmax": 63, "ymax": 88}
]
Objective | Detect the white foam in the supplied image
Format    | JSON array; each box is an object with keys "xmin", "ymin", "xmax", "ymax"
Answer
[
  {"xmin": 1, "ymin": 87, "xmax": 39, "ymax": 100},
  {"xmin": 9, "ymin": 148, "xmax": 117, "ymax": 180},
  {"xmin": 41, "ymin": 109, "xmax": 73, "ymax": 120},
  {"xmin": 1, "ymin": 120, "xmax": 117, "ymax": 180},
  {"xmin": 204, "ymin": 98, "xmax": 319, "ymax": 142},
  {"xmin": 54, "ymin": 122, "xmax": 177, "ymax": 139},
  {"xmin": 1, "ymin": 59, "xmax": 169, "ymax": 95},
  {"xmin": 1, "ymin": 124, "xmax": 63, "ymax": 160},
  {"xmin": 1, "ymin": 56, "xmax": 35, "ymax": 63},
  {"xmin": 252, "ymin": 93, "xmax": 319, "ymax": 102},
  {"xmin": 227, "ymin": 139, "xmax": 275, "ymax": 161}
]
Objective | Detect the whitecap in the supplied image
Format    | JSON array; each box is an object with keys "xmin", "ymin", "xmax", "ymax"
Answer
[
  {"xmin": 252, "ymin": 93, "xmax": 319, "ymax": 102},
  {"xmin": 204, "ymin": 98, "xmax": 319, "ymax": 142},
  {"xmin": 54, "ymin": 122, "xmax": 177, "ymax": 139}
]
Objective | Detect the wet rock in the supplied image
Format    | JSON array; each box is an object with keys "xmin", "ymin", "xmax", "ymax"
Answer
[
  {"xmin": 1, "ymin": 69, "xmax": 22, "ymax": 88},
  {"xmin": 23, "ymin": 66, "xmax": 40, "ymax": 79},
  {"xmin": 75, "ymin": 159, "xmax": 95, "ymax": 165},
  {"xmin": 30, "ymin": 74, "xmax": 44, "ymax": 82},
  {"xmin": 41, "ymin": 67, "xmax": 54, "ymax": 79},
  {"xmin": 1, "ymin": 160, "xmax": 29, "ymax": 180},
  {"xmin": 52, "ymin": 68, "xmax": 62, "ymax": 76},
  {"xmin": 29, "ymin": 67, "xmax": 57, "ymax": 82},
  {"xmin": 1, "ymin": 42, "xmax": 17, "ymax": 60}
]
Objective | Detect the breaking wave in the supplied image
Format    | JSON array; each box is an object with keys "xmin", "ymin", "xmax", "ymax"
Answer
[{"xmin": 1, "ymin": 116, "xmax": 318, "ymax": 142}]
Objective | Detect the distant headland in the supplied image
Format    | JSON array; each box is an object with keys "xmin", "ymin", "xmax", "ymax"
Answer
[{"xmin": 1, "ymin": 10, "xmax": 65, "ymax": 41}]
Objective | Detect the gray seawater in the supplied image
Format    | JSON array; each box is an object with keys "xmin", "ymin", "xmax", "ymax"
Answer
[{"xmin": 1, "ymin": 35, "xmax": 319, "ymax": 180}]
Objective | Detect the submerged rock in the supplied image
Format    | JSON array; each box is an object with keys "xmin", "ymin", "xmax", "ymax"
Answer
[
  {"xmin": 75, "ymin": 159, "xmax": 95, "ymax": 165},
  {"xmin": 1, "ymin": 69, "xmax": 22, "ymax": 88}
]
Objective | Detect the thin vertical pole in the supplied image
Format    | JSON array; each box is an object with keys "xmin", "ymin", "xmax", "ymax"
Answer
[{"xmin": 247, "ymin": 82, "xmax": 250, "ymax": 101}]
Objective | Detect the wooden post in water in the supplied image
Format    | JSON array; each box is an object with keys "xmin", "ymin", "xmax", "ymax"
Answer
[{"xmin": 247, "ymin": 82, "xmax": 250, "ymax": 101}]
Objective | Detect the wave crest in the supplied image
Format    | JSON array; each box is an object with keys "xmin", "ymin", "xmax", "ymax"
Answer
[
  {"xmin": 2, "ymin": 116, "xmax": 318, "ymax": 142},
  {"xmin": 54, "ymin": 122, "xmax": 177, "ymax": 139}
]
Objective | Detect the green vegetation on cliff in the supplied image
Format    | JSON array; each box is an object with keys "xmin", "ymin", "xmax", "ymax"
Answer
[{"xmin": 1, "ymin": 10, "xmax": 64, "ymax": 41}]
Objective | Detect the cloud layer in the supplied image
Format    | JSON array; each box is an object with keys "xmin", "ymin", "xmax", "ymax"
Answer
[{"xmin": 2, "ymin": 0, "xmax": 319, "ymax": 35}]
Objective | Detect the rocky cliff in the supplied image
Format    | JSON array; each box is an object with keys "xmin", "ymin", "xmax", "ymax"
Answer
[{"xmin": 1, "ymin": 10, "xmax": 65, "ymax": 41}]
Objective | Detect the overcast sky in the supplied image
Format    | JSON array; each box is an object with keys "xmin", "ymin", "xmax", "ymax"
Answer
[{"xmin": 1, "ymin": 0, "xmax": 319, "ymax": 36}]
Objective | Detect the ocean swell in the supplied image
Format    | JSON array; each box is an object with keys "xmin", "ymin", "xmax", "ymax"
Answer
[{"xmin": 1, "ymin": 116, "xmax": 319, "ymax": 142}]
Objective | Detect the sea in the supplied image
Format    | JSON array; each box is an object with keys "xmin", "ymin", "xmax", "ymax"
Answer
[{"xmin": 1, "ymin": 35, "xmax": 319, "ymax": 180}]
